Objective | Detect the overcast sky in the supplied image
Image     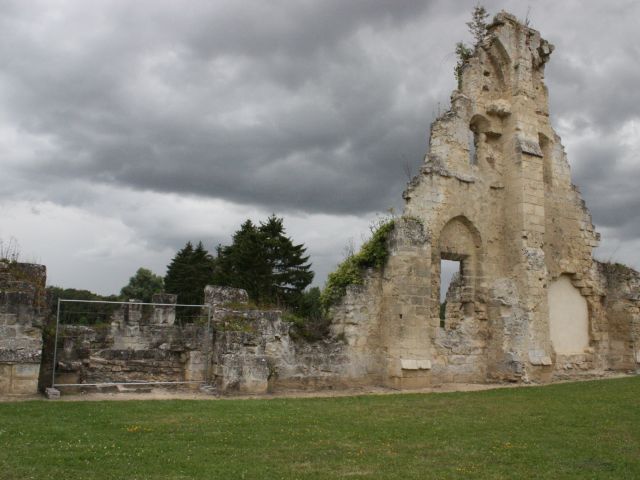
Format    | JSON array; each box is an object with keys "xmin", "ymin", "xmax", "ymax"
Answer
[{"xmin": 1, "ymin": 0, "xmax": 639, "ymax": 295}]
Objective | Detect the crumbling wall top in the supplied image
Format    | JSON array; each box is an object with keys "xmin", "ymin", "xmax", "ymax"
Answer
[{"xmin": 204, "ymin": 285, "xmax": 249, "ymax": 307}]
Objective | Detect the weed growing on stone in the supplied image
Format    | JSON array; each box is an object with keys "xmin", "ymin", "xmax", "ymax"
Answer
[
  {"xmin": 321, "ymin": 219, "xmax": 395, "ymax": 309},
  {"xmin": 454, "ymin": 5, "xmax": 490, "ymax": 88}
]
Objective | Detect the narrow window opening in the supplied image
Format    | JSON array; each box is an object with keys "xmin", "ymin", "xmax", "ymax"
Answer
[
  {"xmin": 469, "ymin": 115, "xmax": 489, "ymax": 166},
  {"xmin": 468, "ymin": 129, "xmax": 478, "ymax": 165},
  {"xmin": 440, "ymin": 259, "xmax": 462, "ymax": 328}
]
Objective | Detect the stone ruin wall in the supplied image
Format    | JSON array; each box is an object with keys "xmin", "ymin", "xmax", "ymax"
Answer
[
  {"xmin": 54, "ymin": 294, "xmax": 208, "ymax": 391},
  {"xmin": 328, "ymin": 12, "xmax": 640, "ymax": 388},
  {"xmin": 600, "ymin": 263, "xmax": 640, "ymax": 371},
  {"xmin": 0, "ymin": 261, "xmax": 46, "ymax": 395},
  {"xmin": 46, "ymin": 286, "xmax": 368, "ymax": 395},
  {"xmin": 2, "ymin": 12, "xmax": 639, "ymax": 398},
  {"xmin": 206, "ymin": 286, "xmax": 368, "ymax": 394}
]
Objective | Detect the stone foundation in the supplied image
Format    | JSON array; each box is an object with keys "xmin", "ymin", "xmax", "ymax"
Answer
[{"xmin": 53, "ymin": 300, "xmax": 208, "ymax": 389}]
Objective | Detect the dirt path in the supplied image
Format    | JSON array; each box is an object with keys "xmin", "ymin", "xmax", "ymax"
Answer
[
  {"xmin": 2, "ymin": 372, "xmax": 633, "ymax": 403},
  {"xmin": 1, "ymin": 383, "xmax": 508, "ymax": 403}
]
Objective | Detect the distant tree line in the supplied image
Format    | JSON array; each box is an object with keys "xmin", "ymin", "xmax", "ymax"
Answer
[
  {"xmin": 162, "ymin": 215, "xmax": 323, "ymax": 335},
  {"xmin": 48, "ymin": 215, "xmax": 323, "ymax": 334}
]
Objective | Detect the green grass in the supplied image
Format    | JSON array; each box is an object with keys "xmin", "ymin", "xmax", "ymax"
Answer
[{"xmin": 1, "ymin": 377, "xmax": 640, "ymax": 479}]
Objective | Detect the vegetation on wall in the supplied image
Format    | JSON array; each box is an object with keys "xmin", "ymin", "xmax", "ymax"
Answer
[
  {"xmin": 0, "ymin": 237, "xmax": 21, "ymax": 263},
  {"xmin": 454, "ymin": 42, "xmax": 473, "ymax": 89},
  {"xmin": 454, "ymin": 5, "xmax": 490, "ymax": 88},
  {"xmin": 600, "ymin": 261, "xmax": 640, "ymax": 281},
  {"xmin": 321, "ymin": 219, "xmax": 395, "ymax": 309},
  {"xmin": 466, "ymin": 4, "xmax": 490, "ymax": 44}
]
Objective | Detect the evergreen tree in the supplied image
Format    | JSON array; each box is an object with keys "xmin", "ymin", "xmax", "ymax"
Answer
[
  {"xmin": 120, "ymin": 267, "xmax": 164, "ymax": 302},
  {"xmin": 214, "ymin": 220, "xmax": 270, "ymax": 302},
  {"xmin": 164, "ymin": 241, "xmax": 216, "ymax": 305},
  {"xmin": 260, "ymin": 216, "xmax": 314, "ymax": 305},
  {"xmin": 213, "ymin": 216, "xmax": 313, "ymax": 306}
]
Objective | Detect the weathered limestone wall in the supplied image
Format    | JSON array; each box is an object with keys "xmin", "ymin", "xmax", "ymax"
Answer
[
  {"xmin": 53, "ymin": 285, "xmax": 368, "ymax": 395},
  {"xmin": 54, "ymin": 297, "xmax": 208, "ymax": 388},
  {"xmin": 13, "ymin": 12, "xmax": 638, "ymax": 397},
  {"xmin": 600, "ymin": 262, "xmax": 640, "ymax": 372},
  {"xmin": 0, "ymin": 261, "xmax": 46, "ymax": 395},
  {"xmin": 206, "ymin": 286, "xmax": 364, "ymax": 394},
  {"xmin": 324, "ymin": 11, "xmax": 640, "ymax": 387}
]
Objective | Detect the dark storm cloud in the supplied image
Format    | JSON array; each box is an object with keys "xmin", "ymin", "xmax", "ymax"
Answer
[
  {"xmin": 1, "ymin": 0, "xmax": 441, "ymax": 215},
  {"xmin": 572, "ymin": 136, "xmax": 640, "ymax": 239},
  {"xmin": 1, "ymin": 0, "xmax": 639, "ymax": 259}
]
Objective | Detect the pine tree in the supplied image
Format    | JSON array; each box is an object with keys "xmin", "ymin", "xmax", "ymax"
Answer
[
  {"xmin": 259, "ymin": 215, "xmax": 314, "ymax": 305},
  {"xmin": 214, "ymin": 221, "xmax": 266, "ymax": 302},
  {"xmin": 213, "ymin": 216, "xmax": 313, "ymax": 306},
  {"xmin": 164, "ymin": 241, "xmax": 216, "ymax": 306}
]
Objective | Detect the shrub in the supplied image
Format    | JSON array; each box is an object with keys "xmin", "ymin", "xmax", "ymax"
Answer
[
  {"xmin": 283, "ymin": 287, "xmax": 331, "ymax": 342},
  {"xmin": 454, "ymin": 5, "xmax": 490, "ymax": 89},
  {"xmin": 283, "ymin": 311, "xmax": 331, "ymax": 342},
  {"xmin": 321, "ymin": 220, "xmax": 395, "ymax": 309}
]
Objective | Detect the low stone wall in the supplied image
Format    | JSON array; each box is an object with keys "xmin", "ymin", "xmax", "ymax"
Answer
[
  {"xmin": 54, "ymin": 300, "xmax": 208, "ymax": 388},
  {"xmin": 210, "ymin": 307, "xmax": 352, "ymax": 393},
  {"xmin": 0, "ymin": 262, "xmax": 46, "ymax": 395},
  {"xmin": 50, "ymin": 286, "xmax": 362, "ymax": 395},
  {"xmin": 205, "ymin": 286, "xmax": 369, "ymax": 394},
  {"xmin": 600, "ymin": 262, "xmax": 640, "ymax": 372}
]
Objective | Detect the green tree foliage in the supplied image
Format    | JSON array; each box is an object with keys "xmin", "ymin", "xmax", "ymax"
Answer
[
  {"xmin": 454, "ymin": 5, "xmax": 490, "ymax": 88},
  {"xmin": 164, "ymin": 241, "xmax": 216, "ymax": 305},
  {"xmin": 295, "ymin": 286, "xmax": 323, "ymax": 319},
  {"xmin": 454, "ymin": 42, "xmax": 473, "ymax": 88},
  {"xmin": 47, "ymin": 286, "xmax": 120, "ymax": 325},
  {"xmin": 439, "ymin": 300, "xmax": 447, "ymax": 327},
  {"xmin": 466, "ymin": 4, "xmax": 489, "ymax": 44},
  {"xmin": 120, "ymin": 267, "xmax": 164, "ymax": 303},
  {"xmin": 282, "ymin": 286, "xmax": 330, "ymax": 341},
  {"xmin": 213, "ymin": 216, "xmax": 313, "ymax": 306}
]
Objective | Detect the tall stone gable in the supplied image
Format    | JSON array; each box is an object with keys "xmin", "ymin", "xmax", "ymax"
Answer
[{"xmin": 329, "ymin": 12, "xmax": 640, "ymax": 387}]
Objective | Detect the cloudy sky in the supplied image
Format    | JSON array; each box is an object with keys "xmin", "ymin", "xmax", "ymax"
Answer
[{"xmin": 1, "ymin": 0, "xmax": 639, "ymax": 295}]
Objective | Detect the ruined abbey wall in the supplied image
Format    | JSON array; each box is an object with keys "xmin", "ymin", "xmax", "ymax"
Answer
[
  {"xmin": 206, "ymin": 286, "xmax": 369, "ymax": 393},
  {"xmin": 328, "ymin": 12, "xmax": 640, "ymax": 388},
  {"xmin": 2, "ymin": 12, "xmax": 638, "ymax": 398},
  {"xmin": 53, "ymin": 295, "xmax": 208, "ymax": 390}
]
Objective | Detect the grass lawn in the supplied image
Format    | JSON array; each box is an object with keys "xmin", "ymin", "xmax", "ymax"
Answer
[{"xmin": 1, "ymin": 377, "xmax": 639, "ymax": 479}]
